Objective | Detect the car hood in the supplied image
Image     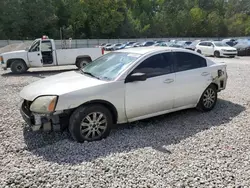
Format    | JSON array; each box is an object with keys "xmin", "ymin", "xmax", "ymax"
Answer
[
  {"xmin": 20, "ymin": 71, "xmax": 107, "ymax": 101},
  {"xmin": 218, "ymin": 46, "xmax": 237, "ymax": 50},
  {"xmin": 1, "ymin": 50, "xmax": 26, "ymax": 56}
]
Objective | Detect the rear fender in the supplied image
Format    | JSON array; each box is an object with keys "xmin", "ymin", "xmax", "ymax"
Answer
[{"xmin": 211, "ymin": 62, "xmax": 227, "ymax": 91}]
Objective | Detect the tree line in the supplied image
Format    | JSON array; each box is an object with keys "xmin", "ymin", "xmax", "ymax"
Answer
[{"xmin": 0, "ymin": 0, "xmax": 250, "ymax": 40}]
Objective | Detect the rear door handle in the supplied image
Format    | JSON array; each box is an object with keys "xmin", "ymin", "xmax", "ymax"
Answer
[
  {"xmin": 164, "ymin": 79, "xmax": 174, "ymax": 84},
  {"xmin": 201, "ymin": 72, "xmax": 209, "ymax": 76}
]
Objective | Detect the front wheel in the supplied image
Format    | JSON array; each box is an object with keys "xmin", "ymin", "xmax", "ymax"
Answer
[
  {"xmin": 69, "ymin": 105, "xmax": 113, "ymax": 142},
  {"xmin": 10, "ymin": 60, "xmax": 28, "ymax": 74},
  {"xmin": 197, "ymin": 85, "xmax": 218, "ymax": 112},
  {"xmin": 214, "ymin": 51, "xmax": 220, "ymax": 58}
]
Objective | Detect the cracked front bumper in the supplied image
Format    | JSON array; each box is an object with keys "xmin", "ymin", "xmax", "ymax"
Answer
[{"xmin": 20, "ymin": 100, "xmax": 69, "ymax": 132}]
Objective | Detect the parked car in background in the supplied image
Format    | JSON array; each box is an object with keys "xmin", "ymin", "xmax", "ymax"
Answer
[
  {"xmin": 103, "ymin": 43, "xmax": 112, "ymax": 50},
  {"xmin": 109, "ymin": 43, "xmax": 124, "ymax": 51},
  {"xmin": 195, "ymin": 41, "xmax": 237, "ymax": 58},
  {"xmin": 105, "ymin": 43, "xmax": 120, "ymax": 51},
  {"xmin": 124, "ymin": 42, "xmax": 137, "ymax": 49},
  {"xmin": 170, "ymin": 39, "xmax": 177, "ymax": 43},
  {"xmin": 169, "ymin": 43, "xmax": 184, "ymax": 48},
  {"xmin": 125, "ymin": 41, "xmax": 136, "ymax": 46},
  {"xmin": 96, "ymin": 43, "xmax": 107, "ymax": 48},
  {"xmin": 0, "ymin": 36, "xmax": 104, "ymax": 73},
  {"xmin": 154, "ymin": 40, "xmax": 165, "ymax": 44},
  {"xmin": 185, "ymin": 40, "xmax": 201, "ymax": 51},
  {"xmin": 19, "ymin": 47, "xmax": 228, "ymax": 142},
  {"xmin": 140, "ymin": 41, "xmax": 155, "ymax": 47},
  {"xmin": 221, "ymin": 39, "xmax": 237, "ymax": 47},
  {"xmin": 233, "ymin": 39, "xmax": 250, "ymax": 56},
  {"xmin": 154, "ymin": 42, "xmax": 182, "ymax": 48},
  {"xmin": 133, "ymin": 42, "xmax": 142, "ymax": 47},
  {"xmin": 115, "ymin": 43, "xmax": 127, "ymax": 51},
  {"xmin": 176, "ymin": 41, "xmax": 192, "ymax": 48}
]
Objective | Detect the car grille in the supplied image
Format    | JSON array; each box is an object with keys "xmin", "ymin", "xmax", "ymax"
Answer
[{"xmin": 225, "ymin": 50, "xmax": 236, "ymax": 52}]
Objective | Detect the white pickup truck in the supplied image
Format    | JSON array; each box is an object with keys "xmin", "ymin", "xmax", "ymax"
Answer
[{"xmin": 0, "ymin": 37, "xmax": 104, "ymax": 73}]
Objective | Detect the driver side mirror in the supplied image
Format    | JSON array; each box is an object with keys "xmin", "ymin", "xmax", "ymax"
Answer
[{"xmin": 125, "ymin": 72, "xmax": 147, "ymax": 83}]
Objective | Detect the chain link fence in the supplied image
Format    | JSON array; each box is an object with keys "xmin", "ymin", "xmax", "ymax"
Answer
[{"xmin": 0, "ymin": 37, "xmax": 249, "ymax": 49}]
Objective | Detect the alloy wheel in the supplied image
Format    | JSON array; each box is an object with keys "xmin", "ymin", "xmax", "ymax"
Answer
[
  {"xmin": 80, "ymin": 112, "xmax": 108, "ymax": 139},
  {"xmin": 203, "ymin": 88, "xmax": 216, "ymax": 108}
]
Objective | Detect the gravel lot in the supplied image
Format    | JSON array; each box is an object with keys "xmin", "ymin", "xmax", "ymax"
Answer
[{"xmin": 0, "ymin": 56, "xmax": 250, "ymax": 187}]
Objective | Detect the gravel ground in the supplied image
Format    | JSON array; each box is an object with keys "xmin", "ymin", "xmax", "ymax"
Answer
[{"xmin": 0, "ymin": 57, "xmax": 250, "ymax": 187}]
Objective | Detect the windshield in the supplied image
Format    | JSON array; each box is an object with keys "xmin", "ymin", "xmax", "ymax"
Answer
[
  {"xmin": 213, "ymin": 42, "xmax": 230, "ymax": 47},
  {"xmin": 28, "ymin": 39, "xmax": 39, "ymax": 51},
  {"xmin": 81, "ymin": 52, "xmax": 141, "ymax": 81}
]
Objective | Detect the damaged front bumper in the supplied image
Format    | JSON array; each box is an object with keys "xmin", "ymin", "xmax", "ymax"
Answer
[{"xmin": 20, "ymin": 100, "xmax": 69, "ymax": 132}]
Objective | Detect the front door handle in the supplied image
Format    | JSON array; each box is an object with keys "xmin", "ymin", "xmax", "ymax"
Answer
[
  {"xmin": 201, "ymin": 72, "xmax": 209, "ymax": 76},
  {"xmin": 164, "ymin": 79, "xmax": 174, "ymax": 84}
]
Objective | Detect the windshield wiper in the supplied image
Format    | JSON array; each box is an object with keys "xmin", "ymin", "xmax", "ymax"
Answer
[{"xmin": 81, "ymin": 70, "xmax": 100, "ymax": 80}]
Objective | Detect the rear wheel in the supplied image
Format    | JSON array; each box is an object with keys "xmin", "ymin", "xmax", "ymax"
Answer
[
  {"xmin": 214, "ymin": 51, "xmax": 220, "ymax": 58},
  {"xmin": 197, "ymin": 84, "xmax": 218, "ymax": 112},
  {"xmin": 10, "ymin": 60, "xmax": 28, "ymax": 74},
  {"xmin": 197, "ymin": 49, "xmax": 202, "ymax": 54},
  {"xmin": 69, "ymin": 104, "xmax": 113, "ymax": 142},
  {"xmin": 76, "ymin": 58, "xmax": 91, "ymax": 69}
]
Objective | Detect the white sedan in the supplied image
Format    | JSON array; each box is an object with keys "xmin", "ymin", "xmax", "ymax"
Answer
[
  {"xmin": 195, "ymin": 41, "xmax": 237, "ymax": 58},
  {"xmin": 20, "ymin": 47, "xmax": 228, "ymax": 142}
]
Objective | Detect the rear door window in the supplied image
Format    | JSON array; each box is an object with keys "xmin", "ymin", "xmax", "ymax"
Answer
[
  {"xmin": 199, "ymin": 42, "xmax": 207, "ymax": 46},
  {"xmin": 174, "ymin": 52, "xmax": 207, "ymax": 72}
]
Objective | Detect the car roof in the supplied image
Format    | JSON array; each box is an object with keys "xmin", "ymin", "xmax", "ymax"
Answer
[{"xmin": 115, "ymin": 46, "xmax": 191, "ymax": 55}]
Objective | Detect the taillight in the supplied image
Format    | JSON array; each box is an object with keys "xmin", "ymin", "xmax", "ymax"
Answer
[{"xmin": 102, "ymin": 48, "xmax": 104, "ymax": 55}]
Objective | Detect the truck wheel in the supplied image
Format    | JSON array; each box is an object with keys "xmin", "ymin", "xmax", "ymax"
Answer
[
  {"xmin": 10, "ymin": 60, "xmax": 28, "ymax": 74},
  {"xmin": 69, "ymin": 104, "xmax": 113, "ymax": 143},
  {"xmin": 76, "ymin": 58, "xmax": 91, "ymax": 69}
]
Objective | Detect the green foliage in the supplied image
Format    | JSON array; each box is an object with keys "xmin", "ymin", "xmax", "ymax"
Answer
[{"xmin": 0, "ymin": 0, "xmax": 249, "ymax": 39}]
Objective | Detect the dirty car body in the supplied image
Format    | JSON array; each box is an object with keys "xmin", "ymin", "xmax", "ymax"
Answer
[{"xmin": 20, "ymin": 47, "xmax": 228, "ymax": 142}]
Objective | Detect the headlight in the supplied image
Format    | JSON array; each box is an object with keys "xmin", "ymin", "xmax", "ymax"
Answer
[
  {"xmin": 30, "ymin": 96, "xmax": 58, "ymax": 114},
  {"xmin": 0, "ymin": 56, "xmax": 3, "ymax": 63},
  {"xmin": 221, "ymin": 49, "xmax": 227, "ymax": 52}
]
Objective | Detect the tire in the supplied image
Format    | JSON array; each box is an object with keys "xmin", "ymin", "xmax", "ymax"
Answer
[
  {"xmin": 197, "ymin": 49, "xmax": 202, "ymax": 54},
  {"xmin": 214, "ymin": 51, "xmax": 220, "ymax": 58},
  {"xmin": 10, "ymin": 60, "xmax": 28, "ymax": 74},
  {"xmin": 196, "ymin": 84, "xmax": 218, "ymax": 112},
  {"xmin": 69, "ymin": 104, "xmax": 113, "ymax": 143},
  {"xmin": 76, "ymin": 58, "xmax": 91, "ymax": 69}
]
